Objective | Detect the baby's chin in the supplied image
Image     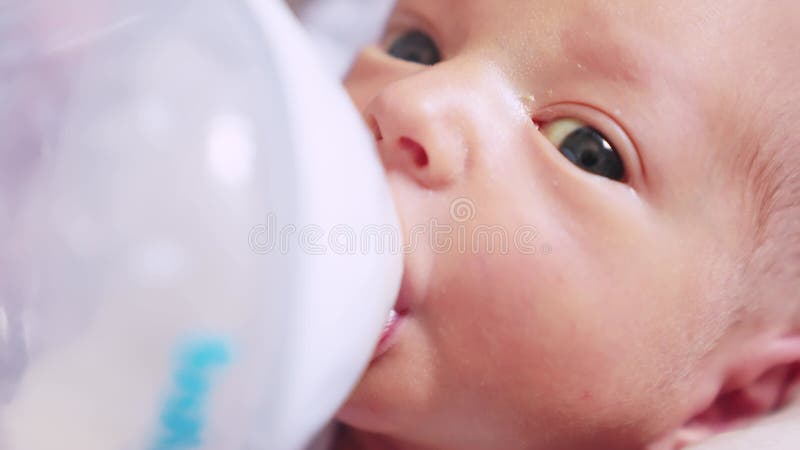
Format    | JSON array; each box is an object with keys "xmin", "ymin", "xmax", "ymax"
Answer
[{"xmin": 335, "ymin": 313, "xmax": 437, "ymax": 435}]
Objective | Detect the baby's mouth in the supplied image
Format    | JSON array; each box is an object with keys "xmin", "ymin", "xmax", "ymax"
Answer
[
  {"xmin": 372, "ymin": 283, "xmax": 411, "ymax": 361},
  {"xmin": 372, "ymin": 308, "xmax": 406, "ymax": 360}
]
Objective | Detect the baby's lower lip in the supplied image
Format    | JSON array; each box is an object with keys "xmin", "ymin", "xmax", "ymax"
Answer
[{"xmin": 371, "ymin": 308, "xmax": 406, "ymax": 361}]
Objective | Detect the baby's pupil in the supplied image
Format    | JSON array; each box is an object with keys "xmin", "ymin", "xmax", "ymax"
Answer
[
  {"xmin": 560, "ymin": 126, "xmax": 625, "ymax": 181},
  {"xmin": 579, "ymin": 151, "xmax": 599, "ymax": 167}
]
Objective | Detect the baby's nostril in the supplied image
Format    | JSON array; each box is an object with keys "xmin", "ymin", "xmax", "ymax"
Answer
[
  {"xmin": 399, "ymin": 136, "xmax": 429, "ymax": 168},
  {"xmin": 367, "ymin": 115, "xmax": 383, "ymax": 142}
]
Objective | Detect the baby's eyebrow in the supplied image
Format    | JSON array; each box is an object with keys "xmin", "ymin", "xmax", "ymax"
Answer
[{"xmin": 557, "ymin": 9, "xmax": 658, "ymax": 89}]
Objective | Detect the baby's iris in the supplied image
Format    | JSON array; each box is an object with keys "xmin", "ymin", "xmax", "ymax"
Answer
[
  {"xmin": 541, "ymin": 119, "xmax": 625, "ymax": 181},
  {"xmin": 387, "ymin": 30, "xmax": 442, "ymax": 66}
]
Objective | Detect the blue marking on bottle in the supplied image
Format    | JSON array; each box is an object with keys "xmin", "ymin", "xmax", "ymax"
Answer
[{"xmin": 151, "ymin": 338, "xmax": 232, "ymax": 450}]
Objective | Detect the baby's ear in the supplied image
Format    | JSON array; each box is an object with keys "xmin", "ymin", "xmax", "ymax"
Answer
[{"xmin": 647, "ymin": 335, "xmax": 800, "ymax": 450}]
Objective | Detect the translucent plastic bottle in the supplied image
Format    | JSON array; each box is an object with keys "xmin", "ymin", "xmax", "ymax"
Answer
[{"xmin": 0, "ymin": 1, "xmax": 401, "ymax": 449}]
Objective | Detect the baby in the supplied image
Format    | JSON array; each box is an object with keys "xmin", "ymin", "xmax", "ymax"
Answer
[{"xmin": 330, "ymin": 0, "xmax": 800, "ymax": 449}]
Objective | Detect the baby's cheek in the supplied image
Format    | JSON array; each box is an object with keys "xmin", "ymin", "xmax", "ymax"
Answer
[{"xmin": 492, "ymin": 224, "xmax": 699, "ymax": 429}]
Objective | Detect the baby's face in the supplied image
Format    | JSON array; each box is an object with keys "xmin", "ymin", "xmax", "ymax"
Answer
[{"xmin": 339, "ymin": 1, "xmax": 797, "ymax": 448}]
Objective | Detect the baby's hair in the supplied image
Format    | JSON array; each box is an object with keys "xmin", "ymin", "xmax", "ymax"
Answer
[
  {"xmin": 741, "ymin": 91, "xmax": 800, "ymax": 330},
  {"xmin": 750, "ymin": 9, "xmax": 800, "ymax": 260},
  {"xmin": 750, "ymin": 104, "xmax": 800, "ymax": 250},
  {"xmin": 712, "ymin": 26, "xmax": 800, "ymax": 333}
]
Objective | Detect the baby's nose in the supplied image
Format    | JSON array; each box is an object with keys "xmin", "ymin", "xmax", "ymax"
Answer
[{"xmin": 364, "ymin": 71, "xmax": 474, "ymax": 189}]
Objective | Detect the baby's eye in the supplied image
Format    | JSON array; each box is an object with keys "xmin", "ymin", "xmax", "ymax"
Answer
[
  {"xmin": 540, "ymin": 119, "xmax": 625, "ymax": 181},
  {"xmin": 387, "ymin": 30, "xmax": 442, "ymax": 66}
]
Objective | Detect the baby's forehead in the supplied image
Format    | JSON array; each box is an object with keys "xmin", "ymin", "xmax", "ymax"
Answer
[
  {"xmin": 436, "ymin": 0, "xmax": 794, "ymax": 58},
  {"xmin": 418, "ymin": 0, "xmax": 750, "ymax": 88}
]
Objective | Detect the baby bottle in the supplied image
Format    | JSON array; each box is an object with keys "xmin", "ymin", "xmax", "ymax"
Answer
[{"xmin": 0, "ymin": 0, "xmax": 401, "ymax": 449}]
